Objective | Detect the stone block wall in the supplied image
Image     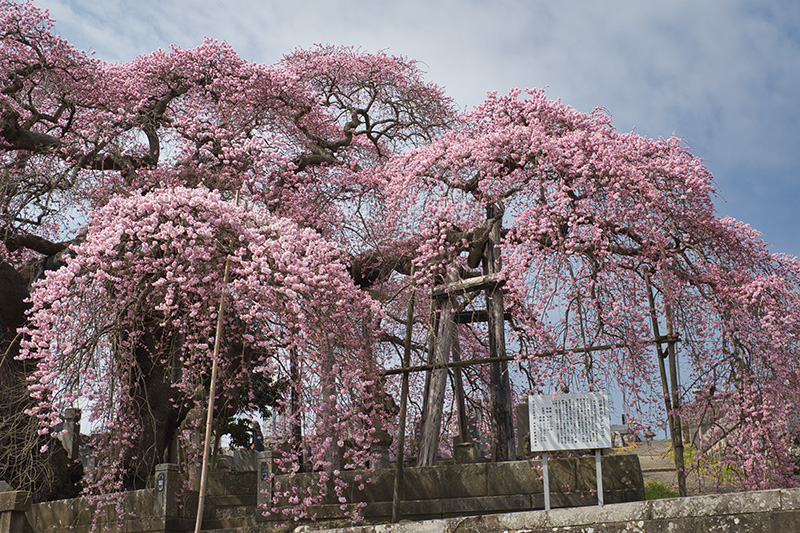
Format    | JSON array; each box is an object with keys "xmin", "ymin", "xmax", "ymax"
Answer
[
  {"xmin": 266, "ymin": 455, "xmax": 644, "ymax": 523},
  {"xmin": 3, "ymin": 455, "xmax": 643, "ymax": 531}
]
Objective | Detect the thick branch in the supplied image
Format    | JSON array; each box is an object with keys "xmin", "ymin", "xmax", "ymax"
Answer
[
  {"xmin": 1, "ymin": 108, "xmax": 63, "ymax": 152},
  {"xmin": 2, "ymin": 231, "xmax": 66, "ymax": 256}
]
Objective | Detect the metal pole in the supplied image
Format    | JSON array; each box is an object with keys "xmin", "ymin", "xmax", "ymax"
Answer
[
  {"xmin": 595, "ymin": 449, "xmax": 604, "ymax": 506},
  {"xmin": 542, "ymin": 451, "xmax": 551, "ymax": 511}
]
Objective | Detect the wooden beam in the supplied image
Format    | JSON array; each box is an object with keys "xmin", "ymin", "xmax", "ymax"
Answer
[{"xmin": 431, "ymin": 274, "xmax": 504, "ymax": 298}]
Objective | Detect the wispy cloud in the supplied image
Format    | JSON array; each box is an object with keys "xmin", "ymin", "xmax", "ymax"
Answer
[{"xmin": 43, "ymin": 0, "xmax": 800, "ymax": 254}]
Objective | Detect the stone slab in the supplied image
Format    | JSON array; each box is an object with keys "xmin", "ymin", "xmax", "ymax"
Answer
[
  {"xmin": 546, "ymin": 500, "xmax": 651, "ymax": 527},
  {"xmin": 0, "ymin": 492, "xmax": 30, "ymax": 512},
  {"xmin": 441, "ymin": 494, "xmax": 532, "ymax": 515},
  {"xmin": 404, "ymin": 464, "xmax": 488, "ymax": 500},
  {"xmin": 486, "ymin": 460, "xmax": 542, "ymax": 496},
  {"xmin": 780, "ymin": 487, "xmax": 800, "ymax": 510}
]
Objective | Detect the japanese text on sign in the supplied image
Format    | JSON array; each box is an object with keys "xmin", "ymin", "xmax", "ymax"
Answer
[{"xmin": 528, "ymin": 392, "xmax": 611, "ymax": 452}]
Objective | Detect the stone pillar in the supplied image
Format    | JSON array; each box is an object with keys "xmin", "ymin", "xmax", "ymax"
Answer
[
  {"xmin": 255, "ymin": 450, "xmax": 277, "ymax": 520},
  {"xmin": 62, "ymin": 408, "xmax": 81, "ymax": 461},
  {"xmin": 370, "ymin": 430, "xmax": 393, "ymax": 470},
  {"xmin": 0, "ymin": 491, "xmax": 31, "ymax": 533},
  {"xmin": 153, "ymin": 463, "xmax": 182, "ymax": 518}
]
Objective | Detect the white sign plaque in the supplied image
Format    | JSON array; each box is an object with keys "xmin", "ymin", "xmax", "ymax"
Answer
[{"xmin": 528, "ymin": 392, "xmax": 611, "ymax": 452}]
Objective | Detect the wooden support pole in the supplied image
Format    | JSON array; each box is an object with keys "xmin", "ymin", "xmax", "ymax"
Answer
[
  {"xmin": 665, "ymin": 305, "xmax": 687, "ymax": 497},
  {"xmin": 453, "ymin": 309, "xmax": 512, "ymax": 324},
  {"xmin": 417, "ymin": 270, "xmax": 457, "ymax": 467},
  {"xmin": 430, "ymin": 273, "xmax": 504, "ymax": 298},
  {"xmin": 451, "ymin": 328, "xmax": 471, "ymax": 443}
]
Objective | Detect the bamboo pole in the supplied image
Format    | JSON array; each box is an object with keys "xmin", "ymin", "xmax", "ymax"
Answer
[
  {"xmin": 382, "ymin": 342, "xmax": 636, "ymax": 376},
  {"xmin": 391, "ymin": 269, "xmax": 416, "ymax": 523},
  {"xmin": 193, "ymin": 260, "xmax": 230, "ymax": 533},
  {"xmin": 645, "ymin": 273, "xmax": 687, "ymax": 497},
  {"xmin": 665, "ymin": 305, "xmax": 687, "ymax": 497}
]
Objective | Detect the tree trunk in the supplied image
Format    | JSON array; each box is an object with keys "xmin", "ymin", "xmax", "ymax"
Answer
[
  {"xmin": 484, "ymin": 206, "xmax": 514, "ymax": 462},
  {"xmin": 124, "ymin": 326, "xmax": 191, "ymax": 490},
  {"xmin": 0, "ymin": 260, "xmax": 82, "ymax": 501}
]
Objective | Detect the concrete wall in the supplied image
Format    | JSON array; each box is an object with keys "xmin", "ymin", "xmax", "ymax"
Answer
[{"xmin": 313, "ymin": 488, "xmax": 800, "ymax": 533}]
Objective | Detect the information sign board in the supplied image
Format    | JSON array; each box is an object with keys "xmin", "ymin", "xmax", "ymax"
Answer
[{"xmin": 528, "ymin": 392, "xmax": 611, "ymax": 452}]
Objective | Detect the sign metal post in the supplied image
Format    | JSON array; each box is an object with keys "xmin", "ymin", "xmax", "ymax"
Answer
[{"xmin": 528, "ymin": 392, "xmax": 611, "ymax": 511}]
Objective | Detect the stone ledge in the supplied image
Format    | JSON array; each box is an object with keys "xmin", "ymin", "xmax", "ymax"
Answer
[
  {"xmin": 310, "ymin": 487, "xmax": 800, "ymax": 533},
  {"xmin": 0, "ymin": 491, "xmax": 31, "ymax": 512},
  {"xmin": 16, "ymin": 517, "xmax": 192, "ymax": 533},
  {"xmin": 649, "ymin": 490, "xmax": 781, "ymax": 519},
  {"xmin": 779, "ymin": 487, "xmax": 800, "ymax": 510},
  {"xmin": 545, "ymin": 500, "xmax": 651, "ymax": 527}
]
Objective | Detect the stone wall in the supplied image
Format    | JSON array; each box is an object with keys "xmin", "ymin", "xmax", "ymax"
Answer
[
  {"xmin": 1, "ymin": 456, "xmax": 644, "ymax": 532},
  {"xmin": 266, "ymin": 455, "xmax": 643, "ymax": 523}
]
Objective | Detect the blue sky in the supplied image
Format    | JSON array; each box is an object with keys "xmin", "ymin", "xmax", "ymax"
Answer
[{"xmin": 39, "ymin": 0, "xmax": 800, "ymax": 258}]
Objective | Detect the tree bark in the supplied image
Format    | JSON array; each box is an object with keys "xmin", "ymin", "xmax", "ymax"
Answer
[
  {"xmin": 484, "ymin": 205, "xmax": 515, "ymax": 462},
  {"xmin": 0, "ymin": 260, "xmax": 82, "ymax": 501}
]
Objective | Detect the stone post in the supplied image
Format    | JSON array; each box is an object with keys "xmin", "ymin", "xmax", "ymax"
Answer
[
  {"xmin": 370, "ymin": 430, "xmax": 393, "ymax": 469},
  {"xmin": 453, "ymin": 440, "xmax": 479, "ymax": 464},
  {"xmin": 0, "ymin": 491, "xmax": 31, "ymax": 533},
  {"xmin": 62, "ymin": 408, "xmax": 81, "ymax": 461},
  {"xmin": 255, "ymin": 450, "xmax": 277, "ymax": 521},
  {"xmin": 153, "ymin": 463, "xmax": 182, "ymax": 519},
  {"xmin": 515, "ymin": 402, "xmax": 530, "ymax": 459}
]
